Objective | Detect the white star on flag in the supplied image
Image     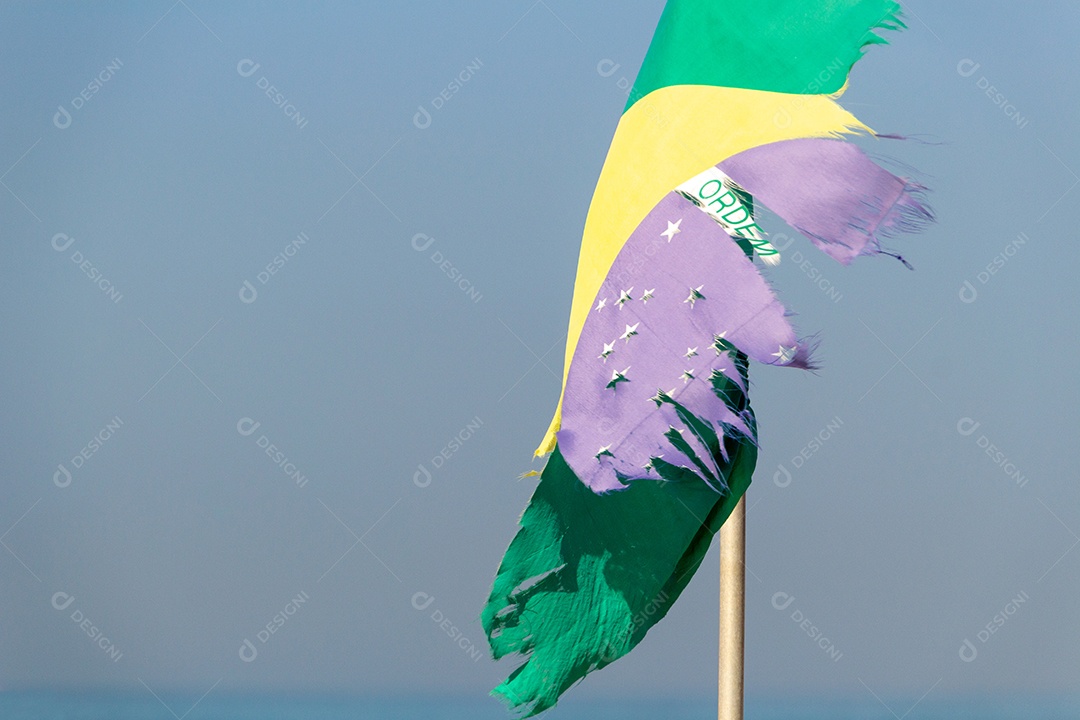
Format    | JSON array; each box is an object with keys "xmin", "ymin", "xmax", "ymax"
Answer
[
  {"xmin": 684, "ymin": 285, "xmax": 705, "ymax": 308},
  {"xmin": 606, "ymin": 367, "xmax": 632, "ymax": 390},
  {"xmin": 661, "ymin": 219, "xmax": 683, "ymax": 241},
  {"xmin": 772, "ymin": 345, "xmax": 797, "ymax": 365},
  {"xmin": 648, "ymin": 387, "xmax": 677, "ymax": 406}
]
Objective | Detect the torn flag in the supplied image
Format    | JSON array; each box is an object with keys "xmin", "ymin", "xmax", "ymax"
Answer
[{"xmin": 482, "ymin": 1, "xmax": 933, "ymax": 715}]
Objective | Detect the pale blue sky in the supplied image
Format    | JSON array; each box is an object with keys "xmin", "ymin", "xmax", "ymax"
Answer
[{"xmin": 1, "ymin": 0, "xmax": 1078, "ymax": 710}]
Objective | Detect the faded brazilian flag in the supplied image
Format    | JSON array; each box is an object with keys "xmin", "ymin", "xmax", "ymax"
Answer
[{"xmin": 482, "ymin": 1, "xmax": 931, "ymax": 715}]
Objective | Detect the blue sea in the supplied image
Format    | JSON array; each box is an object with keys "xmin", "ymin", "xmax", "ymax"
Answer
[{"xmin": 1, "ymin": 693, "xmax": 1077, "ymax": 720}]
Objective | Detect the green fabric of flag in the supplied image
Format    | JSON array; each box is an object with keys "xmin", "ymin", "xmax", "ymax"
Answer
[
  {"xmin": 628, "ymin": 0, "xmax": 903, "ymax": 108},
  {"xmin": 483, "ymin": 389, "xmax": 755, "ymax": 717}
]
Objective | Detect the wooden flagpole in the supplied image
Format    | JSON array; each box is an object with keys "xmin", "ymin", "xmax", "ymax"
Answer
[{"xmin": 718, "ymin": 495, "xmax": 745, "ymax": 720}]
